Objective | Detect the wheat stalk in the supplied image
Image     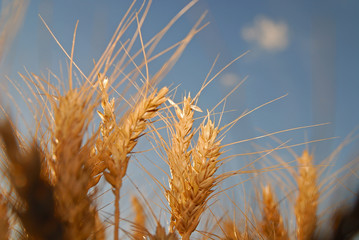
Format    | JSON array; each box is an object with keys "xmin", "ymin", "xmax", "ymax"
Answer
[
  {"xmin": 260, "ymin": 185, "xmax": 288, "ymax": 240},
  {"xmin": 295, "ymin": 150, "xmax": 319, "ymax": 240}
]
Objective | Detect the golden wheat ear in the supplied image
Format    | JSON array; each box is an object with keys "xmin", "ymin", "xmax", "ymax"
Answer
[
  {"xmin": 295, "ymin": 150, "xmax": 319, "ymax": 240},
  {"xmin": 0, "ymin": 120, "xmax": 64, "ymax": 240},
  {"xmin": 162, "ymin": 96, "xmax": 232, "ymax": 239},
  {"xmin": 221, "ymin": 220, "xmax": 253, "ymax": 240},
  {"xmin": 131, "ymin": 196, "xmax": 147, "ymax": 240},
  {"xmin": 260, "ymin": 185, "xmax": 288, "ymax": 240}
]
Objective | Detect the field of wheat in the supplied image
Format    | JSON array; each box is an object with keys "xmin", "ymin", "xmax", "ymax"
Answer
[{"xmin": 0, "ymin": 1, "xmax": 358, "ymax": 239}]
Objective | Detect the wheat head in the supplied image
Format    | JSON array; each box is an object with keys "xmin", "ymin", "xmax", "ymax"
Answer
[
  {"xmin": 260, "ymin": 185, "xmax": 288, "ymax": 240},
  {"xmin": 51, "ymin": 88, "xmax": 98, "ymax": 239},
  {"xmin": 0, "ymin": 121, "xmax": 65, "ymax": 239},
  {"xmin": 295, "ymin": 150, "xmax": 319, "ymax": 240},
  {"xmin": 165, "ymin": 96, "xmax": 225, "ymax": 239}
]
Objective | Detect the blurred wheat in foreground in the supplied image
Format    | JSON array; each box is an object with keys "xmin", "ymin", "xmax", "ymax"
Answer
[{"xmin": 0, "ymin": 1, "xmax": 358, "ymax": 239}]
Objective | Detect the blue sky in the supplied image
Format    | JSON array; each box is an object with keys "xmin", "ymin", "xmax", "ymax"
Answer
[
  {"xmin": 1, "ymin": 0, "xmax": 359, "ymax": 236},
  {"xmin": 2, "ymin": 0, "xmax": 358, "ymax": 163}
]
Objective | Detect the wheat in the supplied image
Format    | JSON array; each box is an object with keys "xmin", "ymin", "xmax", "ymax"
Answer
[
  {"xmin": 1, "ymin": 1, "xmax": 359, "ymax": 239},
  {"xmin": 260, "ymin": 185, "xmax": 288, "ymax": 240},
  {"xmin": 51, "ymin": 88, "xmax": 98, "ymax": 239},
  {"xmin": 165, "ymin": 95, "xmax": 195, "ymax": 237},
  {"xmin": 98, "ymin": 84, "xmax": 168, "ymax": 240},
  {"xmin": 131, "ymin": 196, "xmax": 147, "ymax": 240},
  {"xmin": 0, "ymin": 0, "xmax": 28, "ymax": 63},
  {"xmin": 0, "ymin": 120, "xmax": 65, "ymax": 239},
  {"xmin": 295, "ymin": 150, "xmax": 319, "ymax": 240},
  {"xmin": 0, "ymin": 194, "xmax": 9, "ymax": 240},
  {"xmin": 88, "ymin": 75, "xmax": 115, "ymax": 189},
  {"xmin": 129, "ymin": 197, "xmax": 179, "ymax": 240},
  {"xmin": 222, "ymin": 220, "xmax": 252, "ymax": 240},
  {"xmin": 165, "ymin": 96, "xmax": 225, "ymax": 239},
  {"xmin": 149, "ymin": 224, "xmax": 179, "ymax": 240}
]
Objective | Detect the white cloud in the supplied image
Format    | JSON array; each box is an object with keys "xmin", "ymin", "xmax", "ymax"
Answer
[
  {"xmin": 241, "ymin": 16, "xmax": 289, "ymax": 51},
  {"xmin": 221, "ymin": 73, "xmax": 239, "ymax": 87}
]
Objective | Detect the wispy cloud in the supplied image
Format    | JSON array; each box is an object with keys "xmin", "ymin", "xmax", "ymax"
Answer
[
  {"xmin": 220, "ymin": 73, "xmax": 239, "ymax": 87},
  {"xmin": 241, "ymin": 16, "xmax": 289, "ymax": 52}
]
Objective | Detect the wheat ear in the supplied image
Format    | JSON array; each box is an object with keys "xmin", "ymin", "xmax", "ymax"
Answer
[
  {"xmin": 222, "ymin": 220, "xmax": 252, "ymax": 240},
  {"xmin": 166, "ymin": 96, "xmax": 224, "ymax": 239},
  {"xmin": 130, "ymin": 197, "xmax": 179, "ymax": 240},
  {"xmin": 165, "ymin": 95, "xmax": 194, "ymax": 237},
  {"xmin": 131, "ymin": 196, "xmax": 147, "ymax": 240},
  {"xmin": 52, "ymin": 88, "xmax": 98, "ymax": 239},
  {"xmin": 260, "ymin": 185, "xmax": 288, "ymax": 240},
  {"xmin": 0, "ymin": 120, "xmax": 64, "ymax": 239},
  {"xmin": 295, "ymin": 150, "xmax": 318, "ymax": 240},
  {"xmin": 88, "ymin": 76, "xmax": 114, "ymax": 189},
  {"xmin": 99, "ymin": 86, "xmax": 168, "ymax": 240}
]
